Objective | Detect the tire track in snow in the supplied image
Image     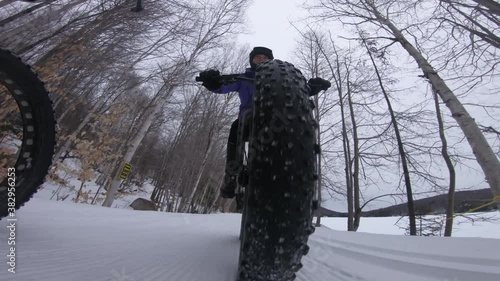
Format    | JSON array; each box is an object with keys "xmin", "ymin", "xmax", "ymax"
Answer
[
  {"xmin": 305, "ymin": 228, "xmax": 500, "ymax": 281},
  {"xmin": 2, "ymin": 199, "xmax": 499, "ymax": 281},
  {"xmin": 298, "ymin": 256, "xmax": 368, "ymax": 281},
  {"xmin": 1, "ymin": 214, "xmax": 240, "ymax": 281},
  {"xmin": 3, "ymin": 224, "xmax": 116, "ymax": 280},
  {"xmin": 314, "ymin": 232, "xmax": 498, "ymax": 267},
  {"xmin": 114, "ymin": 215, "xmax": 239, "ymax": 281}
]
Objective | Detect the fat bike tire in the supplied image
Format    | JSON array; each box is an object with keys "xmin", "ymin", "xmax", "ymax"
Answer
[
  {"xmin": 0, "ymin": 48, "xmax": 56, "ymax": 218},
  {"xmin": 237, "ymin": 60, "xmax": 316, "ymax": 281}
]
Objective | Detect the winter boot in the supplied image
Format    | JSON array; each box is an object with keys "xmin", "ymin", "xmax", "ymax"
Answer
[{"xmin": 220, "ymin": 173, "xmax": 237, "ymax": 198}]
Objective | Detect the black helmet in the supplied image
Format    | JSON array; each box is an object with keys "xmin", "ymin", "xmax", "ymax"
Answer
[{"xmin": 249, "ymin": 46, "xmax": 274, "ymax": 70}]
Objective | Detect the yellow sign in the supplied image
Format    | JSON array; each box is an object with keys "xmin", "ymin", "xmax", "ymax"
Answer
[{"xmin": 119, "ymin": 163, "xmax": 132, "ymax": 180}]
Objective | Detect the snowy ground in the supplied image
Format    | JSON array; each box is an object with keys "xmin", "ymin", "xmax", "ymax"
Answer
[
  {"xmin": 33, "ymin": 159, "xmax": 153, "ymax": 210},
  {"xmin": 1, "ymin": 192, "xmax": 499, "ymax": 281}
]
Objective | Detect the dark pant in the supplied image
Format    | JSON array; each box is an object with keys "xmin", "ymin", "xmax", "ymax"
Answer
[
  {"xmin": 225, "ymin": 118, "xmax": 239, "ymax": 176},
  {"xmin": 226, "ymin": 111, "xmax": 252, "ymax": 177}
]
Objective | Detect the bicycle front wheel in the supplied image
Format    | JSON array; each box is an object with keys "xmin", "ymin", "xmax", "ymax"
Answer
[{"xmin": 237, "ymin": 59, "xmax": 317, "ymax": 281}]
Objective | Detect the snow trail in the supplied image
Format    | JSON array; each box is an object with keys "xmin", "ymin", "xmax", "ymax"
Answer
[{"xmin": 1, "ymin": 198, "xmax": 499, "ymax": 281}]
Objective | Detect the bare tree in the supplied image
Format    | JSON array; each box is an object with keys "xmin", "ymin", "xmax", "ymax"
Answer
[
  {"xmin": 293, "ymin": 29, "xmax": 332, "ymax": 227},
  {"xmin": 361, "ymin": 35, "xmax": 417, "ymax": 235},
  {"xmin": 431, "ymin": 86, "xmax": 457, "ymax": 236},
  {"xmin": 295, "ymin": 29, "xmax": 394, "ymax": 231},
  {"xmin": 437, "ymin": 0, "xmax": 500, "ymax": 50},
  {"xmin": 103, "ymin": 0, "xmax": 249, "ymax": 207},
  {"xmin": 306, "ymin": 0, "xmax": 500, "ymax": 210},
  {"xmin": 149, "ymin": 90, "xmax": 232, "ymax": 213},
  {"xmin": 0, "ymin": 0, "xmax": 57, "ymax": 28},
  {"xmin": 150, "ymin": 43, "xmax": 246, "ymax": 213},
  {"xmin": 345, "ymin": 66, "xmax": 363, "ymax": 230},
  {"xmin": 1, "ymin": 0, "xmax": 105, "ymax": 58}
]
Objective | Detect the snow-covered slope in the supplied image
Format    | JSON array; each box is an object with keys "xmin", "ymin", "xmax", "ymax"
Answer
[{"xmin": 1, "ymin": 198, "xmax": 499, "ymax": 281}]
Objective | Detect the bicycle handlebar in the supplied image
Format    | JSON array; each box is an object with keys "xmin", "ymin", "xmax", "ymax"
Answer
[
  {"xmin": 196, "ymin": 71, "xmax": 330, "ymax": 97},
  {"xmin": 195, "ymin": 74, "xmax": 255, "ymax": 85}
]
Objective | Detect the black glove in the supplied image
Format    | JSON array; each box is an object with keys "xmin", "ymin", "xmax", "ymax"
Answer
[
  {"xmin": 199, "ymin": 69, "xmax": 222, "ymax": 91},
  {"xmin": 308, "ymin": 77, "xmax": 331, "ymax": 96}
]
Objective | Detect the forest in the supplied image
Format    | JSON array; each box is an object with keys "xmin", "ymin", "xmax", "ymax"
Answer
[{"xmin": 0, "ymin": 0, "xmax": 498, "ymax": 237}]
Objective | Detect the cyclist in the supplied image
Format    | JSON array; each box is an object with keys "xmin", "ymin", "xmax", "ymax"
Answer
[{"xmin": 199, "ymin": 46, "xmax": 330, "ymax": 198}]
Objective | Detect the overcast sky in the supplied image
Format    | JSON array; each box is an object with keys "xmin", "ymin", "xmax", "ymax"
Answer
[{"xmin": 237, "ymin": 0, "xmax": 307, "ymax": 62}]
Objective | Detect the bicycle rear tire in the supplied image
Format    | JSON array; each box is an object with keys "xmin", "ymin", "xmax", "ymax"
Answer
[{"xmin": 0, "ymin": 48, "xmax": 56, "ymax": 218}]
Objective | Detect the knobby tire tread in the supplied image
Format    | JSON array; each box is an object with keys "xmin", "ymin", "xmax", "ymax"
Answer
[
  {"xmin": 0, "ymin": 48, "xmax": 56, "ymax": 218},
  {"xmin": 237, "ymin": 60, "xmax": 316, "ymax": 281}
]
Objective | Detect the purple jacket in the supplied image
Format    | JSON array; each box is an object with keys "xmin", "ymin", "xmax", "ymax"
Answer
[{"xmin": 213, "ymin": 67, "xmax": 255, "ymax": 117}]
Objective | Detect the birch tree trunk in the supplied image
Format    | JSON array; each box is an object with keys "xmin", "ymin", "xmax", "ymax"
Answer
[
  {"xmin": 347, "ymin": 73, "xmax": 361, "ymax": 231},
  {"xmin": 181, "ymin": 126, "xmax": 214, "ymax": 213},
  {"xmin": 197, "ymin": 182, "xmax": 211, "ymax": 213},
  {"xmin": 339, "ymin": 84, "xmax": 354, "ymax": 231},
  {"xmin": 313, "ymin": 93, "xmax": 323, "ymax": 227},
  {"xmin": 102, "ymin": 82, "xmax": 175, "ymax": 207}
]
